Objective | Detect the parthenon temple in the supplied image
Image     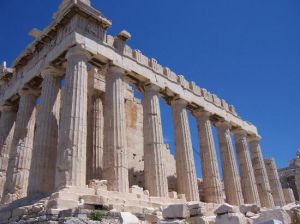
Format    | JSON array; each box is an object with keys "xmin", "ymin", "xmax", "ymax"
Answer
[{"xmin": 0, "ymin": 0, "xmax": 297, "ymax": 223}]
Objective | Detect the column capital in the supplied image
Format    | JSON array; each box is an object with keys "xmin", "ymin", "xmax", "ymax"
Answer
[
  {"xmin": 215, "ymin": 120, "xmax": 231, "ymax": 129},
  {"xmin": 248, "ymin": 135, "xmax": 262, "ymax": 143},
  {"xmin": 108, "ymin": 65, "xmax": 126, "ymax": 76},
  {"xmin": 41, "ymin": 66, "xmax": 64, "ymax": 78},
  {"xmin": 144, "ymin": 83, "xmax": 161, "ymax": 92},
  {"xmin": 171, "ymin": 98, "xmax": 188, "ymax": 107},
  {"xmin": 232, "ymin": 128, "xmax": 247, "ymax": 137},
  {"xmin": 193, "ymin": 109, "xmax": 212, "ymax": 120},
  {"xmin": 66, "ymin": 45, "xmax": 91, "ymax": 62}
]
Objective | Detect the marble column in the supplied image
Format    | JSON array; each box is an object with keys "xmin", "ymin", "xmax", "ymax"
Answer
[
  {"xmin": 87, "ymin": 94, "xmax": 104, "ymax": 181},
  {"xmin": 55, "ymin": 45, "xmax": 90, "ymax": 188},
  {"xmin": 215, "ymin": 121, "xmax": 244, "ymax": 205},
  {"xmin": 264, "ymin": 158, "xmax": 286, "ymax": 207},
  {"xmin": 233, "ymin": 129, "xmax": 260, "ymax": 206},
  {"xmin": 103, "ymin": 66, "xmax": 129, "ymax": 192},
  {"xmin": 249, "ymin": 136, "xmax": 275, "ymax": 208},
  {"xmin": 143, "ymin": 84, "xmax": 168, "ymax": 197},
  {"xmin": 194, "ymin": 110, "xmax": 224, "ymax": 203},
  {"xmin": 172, "ymin": 99, "xmax": 199, "ymax": 201},
  {"xmin": 282, "ymin": 188, "xmax": 295, "ymax": 204},
  {"xmin": 28, "ymin": 67, "xmax": 62, "ymax": 196},
  {"xmin": 0, "ymin": 105, "xmax": 17, "ymax": 201},
  {"xmin": 2, "ymin": 89, "xmax": 37, "ymax": 203}
]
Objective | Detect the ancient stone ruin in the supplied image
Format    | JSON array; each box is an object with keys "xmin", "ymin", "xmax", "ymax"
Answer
[{"xmin": 0, "ymin": 0, "xmax": 299, "ymax": 223}]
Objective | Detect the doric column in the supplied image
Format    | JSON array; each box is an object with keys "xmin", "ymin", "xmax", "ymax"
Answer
[
  {"xmin": 172, "ymin": 99, "xmax": 199, "ymax": 201},
  {"xmin": 249, "ymin": 136, "xmax": 275, "ymax": 208},
  {"xmin": 0, "ymin": 105, "xmax": 17, "ymax": 201},
  {"xmin": 264, "ymin": 158, "xmax": 286, "ymax": 207},
  {"xmin": 103, "ymin": 66, "xmax": 129, "ymax": 192},
  {"xmin": 28, "ymin": 67, "xmax": 62, "ymax": 196},
  {"xmin": 233, "ymin": 129, "xmax": 260, "ymax": 206},
  {"xmin": 215, "ymin": 121, "xmax": 244, "ymax": 205},
  {"xmin": 282, "ymin": 188, "xmax": 295, "ymax": 204},
  {"xmin": 143, "ymin": 84, "xmax": 168, "ymax": 197},
  {"xmin": 2, "ymin": 89, "xmax": 37, "ymax": 203},
  {"xmin": 87, "ymin": 93, "xmax": 104, "ymax": 181},
  {"xmin": 194, "ymin": 110, "xmax": 224, "ymax": 203},
  {"xmin": 55, "ymin": 45, "xmax": 90, "ymax": 188}
]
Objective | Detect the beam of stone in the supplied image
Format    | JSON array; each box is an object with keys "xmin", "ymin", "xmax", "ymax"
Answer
[
  {"xmin": 0, "ymin": 105, "xmax": 17, "ymax": 201},
  {"xmin": 103, "ymin": 66, "xmax": 129, "ymax": 192},
  {"xmin": 55, "ymin": 45, "xmax": 90, "ymax": 188},
  {"xmin": 264, "ymin": 158, "xmax": 286, "ymax": 207},
  {"xmin": 194, "ymin": 110, "xmax": 224, "ymax": 203},
  {"xmin": 172, "ymin": 99, "xmax": 199, "ymax": 201},
  {"xmin": 282, "ymin": 188, "xmax": 295, "ymax": 204},
  {"xmin": 143, "ymin": 84, "xmax": 168, "ymax": 197},
  {"xmin": 2, "ymin": 89, "xmax": 37, "ymax": 203},
  {"xmin": 28, "ymin": 67, "xmax": 62, "ymax": 196},
  {"xmin": 233, "ymin": 129, "xmax": 260, "ymax": 206},
  {"xmin": 215, "ymin": 121, "xmax": 244, "ymax": 206},
  {"xmin": 249, "ymin": 136, "xmax": 275, "ymax": 208},
  {"xmin": 87, "ymin": 94, "xmax": 104, "ymax": 181}
]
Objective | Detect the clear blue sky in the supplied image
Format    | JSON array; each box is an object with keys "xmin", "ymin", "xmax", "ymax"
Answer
[{"xmin": 0, "ymin": 0, "xmax": 299, "ymax": 175}]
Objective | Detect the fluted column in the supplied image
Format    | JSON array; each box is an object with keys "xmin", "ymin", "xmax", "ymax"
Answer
[
  {"xmin": 233, "ymin": 129, "xmax": 260, "ymax": 206},
  {"xmin": 28, "ymin": 67, "xmax": 62, "ymax": 196},
  {"xmin": 194, "ymin": 110, "xmax": 224, "ymax": 203},
  {"xmin": 172, "ymin": 99, "xmax": 199, "ymax": 201},
  {"xmin": 55, "ymin": 45, "xmax": 90, "ymax": 188},
  {"xmin": 249, "ymin": 136, "xmax": 274, "ymax": 208},
  {"xmin": 215, "ymin": 121, "xmax": 244, "ymax": 205},
  {"xmin": 0, "ymin": 105, "xmax": 17, "ymax": 201},
  {"xmin": 87, "ymin": 94, "xmax": 104, "ymax": 181},
  {"xmin": 103, "ymin": 66, "xmax": 129, "ymax": 192},
  {"xmin": 264, "ymin": 158, "xmax": 286, "ymax": 207},
  {"xmin": 2, "ymin": 89, "xmax": 37, "ymax": 203},
  {"xmin": 282, "ymin": 188, "xmax": 295, "ymax": 204},
  {"xmin": 143, "ymin": 84, "xmax": 168, "ymax": 197}
]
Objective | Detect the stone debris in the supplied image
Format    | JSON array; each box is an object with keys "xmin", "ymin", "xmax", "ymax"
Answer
[
  {"xmin": 214, "ymin": 203, "xmax": 238, "ymax": 215},
  {"xmin": 162, "ymin": 204, "xmax": 190, "ymax": 219},
  {"xmin": 0, "ymin": 0, "xmax": 297, "ymax": 224},
  {"xmin": 252, "ymin": 208, "xmax": 291, "ymax": 224},
  {"xmin": 120, "ymin": 212, "xmax": 139, "ymax": 224},
  {"xmin": 239, "ymin": 204, "xmax": 261, "ymax": 215},
  {"xmin": 215, "ymin": 213, "xmax": 248, "ymax": 224},
  {"xmin": 187, "ymin": 202, "xmax": 206, "ymax": 217}
]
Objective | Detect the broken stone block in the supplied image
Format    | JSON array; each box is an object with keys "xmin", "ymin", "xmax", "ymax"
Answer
[
  {"xmin": 159, "ymin": 220, "xmax": 186, "ymax": 224},
  {"xmin": 120, "ymin": 212, "xmax": 140, "ymax": 224},
  {"xmin": 145, "ymin": 213, "xmax": 162, "ymax": 223},
  {"xmin": 168, "ymin": 191, "xmax": 178, "ymax": 199},
  {"xmin": 187, "ymin": 216, "xmax": 209, "ymax": 224},
  {"xmin": 253, "ymin": 209, "xmax": 291, "ymax": 224},
  {"xmin": 177, "ymin": 194, "xmax": 186, "ymax": 200},
  {"xmin": 88, "ymin": 179, "xmax": 108, "ymax": 191},
  {"xmin": 187, "ymin": 202, "xmax": 206, "ymax": 217},
  {"xmin": 239, "ymin": 204, "xmax": 261, "ymax": 215},
  {"xmin": 256, "ymin": 220, "xmax": 282, "ymax": 224},
  {"xmin": 214, "ymin": 203, "xmax": 238, "ymax": 215},
  {"xmin": 129, "ymin": 185, "xmax": 144, "ymax": 195},
  {"xmin": 215, "ymin": 213, "xmax": 248, "ymax": 224},
  {"xmin": 162, "ymin": 204, "xmax": 190, "ymax": 219}
]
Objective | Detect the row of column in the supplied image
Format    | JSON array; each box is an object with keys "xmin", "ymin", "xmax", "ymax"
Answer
[{"xmin": 0, "ymin": 45, "xmax": 286, "ymax": 208}]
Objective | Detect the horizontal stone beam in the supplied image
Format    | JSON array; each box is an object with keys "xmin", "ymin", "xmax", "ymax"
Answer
[{"xmin": 76, "ymin": 33, "xmax": 258, "ymax": 135}]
